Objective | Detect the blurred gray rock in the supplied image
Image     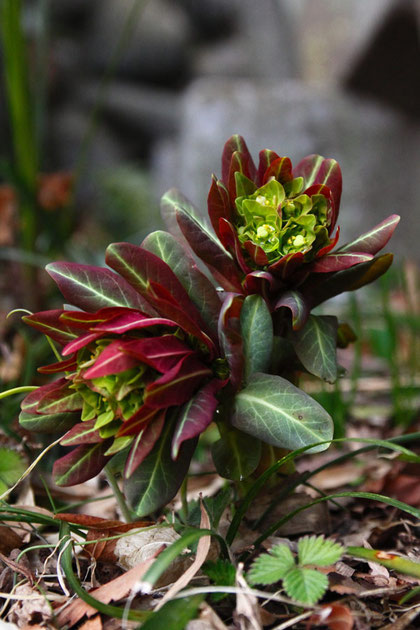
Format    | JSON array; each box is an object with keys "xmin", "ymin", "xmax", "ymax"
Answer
[
  {"xmin": 85, "ymin": 0, "xmax": 192, "ymax": 84},
  {"xmin": 77, "ymin": 81, "xmax": 181, "ymax": 139},
  {"xmin": 153, "ymin": 78, "xmax": 420, "ymax": 262}
]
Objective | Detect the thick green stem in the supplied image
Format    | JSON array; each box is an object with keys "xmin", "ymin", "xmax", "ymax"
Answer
[
  {"xmin": 180, "ymin": 475, "xmax": 189, "ymax": 522},
  {"xmin": 347, "ymin": 546, "xmax": 420, "ymax": 579},
  {"xmin": 104, "ymin": 465, "xmax": 133, "ymax": 523},
  {"xmin": 0, "ymin": 385, "xmax": 38, "ymax": 400}
]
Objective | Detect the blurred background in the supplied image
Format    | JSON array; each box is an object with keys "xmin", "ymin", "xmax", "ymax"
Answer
[{"xmin": 0, "ymin": 0, "xmax": 419, "ymax": 433}]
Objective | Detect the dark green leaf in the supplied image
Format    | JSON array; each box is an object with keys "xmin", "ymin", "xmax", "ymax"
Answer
[
  {"xmin": 240, "ymin": 294, "xmax": 273, "ymax": 381},
  {"xmin": 19, "ymin": 410, "xmax": 79, "ymax": 434},
  {"xmin": 291, "ymin": 315, "xmax": 338, "ymax": 383},
  {"xmin": 232, "ymin": 373, "xmax": 333, "ymax": 452},
  {"xmin": 124, "ymin": 419, "xmax": 197, "ymax": 517},
  {"xmin": 211, "ymin": 428, "xmax": 261, "ymax": 480}
]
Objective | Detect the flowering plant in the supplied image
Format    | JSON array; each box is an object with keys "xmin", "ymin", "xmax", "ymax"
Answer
[{"xmin": 16, "ymin": 136, "xmax": 399, "ymax": 518}]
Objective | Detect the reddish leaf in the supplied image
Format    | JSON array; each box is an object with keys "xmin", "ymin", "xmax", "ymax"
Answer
[
  {"xmin": 268, "ymin": 251, "xmax": 305, "ymax": 279},
  {"xmin": 62, "ymin": 331, "xmax": 103, "ymax": 357},
  {"xmin": 124, "ymin": 412, "xmax": 165, "ymax": 477},
  {"xmin": 37, "ymin": 382, "xmax": 83, "ymax": 414},
  {"xmin": 21, "ymin": 379, "xmax": 68, "ymax": 413},
  {"xmin": 304, "ymin": 183, "xmax": 337, "ymax": 232},
  {"xmin": 117, "ymin": 405, "xmax": 161, "ymax": 437},
  {"xmin": 262, "ymin": 156, "xmax": 293, "ymax": 185},
  {"xmin": 38, "ymin": 355, "xmax": 77, "ymax": 374},
  {"xmin": 175, "ymin": 203, "xmax": 243, "ymax": 292},
  {"xmin": 219, "ymin": 218, "xmax": 252, "ymax": 273},
  {"xmin": 257, "ymin": 149, "xmax": 281, "ymax": 186},
  {"xmin": 221, "ymin": 135, "xmax": 256, "ymax": 191},
  {"xmin": 53, "ymin": 441, "xmax": 111, "ymax": 486},
  {"xmin": 144, "ymin": 354, "xmax": 212, "ymax": 408},
  {"xmin": 83, "ymin": 341, "xmax": 139, "ymax": 379},
  {"xmin": 243, "ymin": 240, "xmax": 269, "ymax": 266},
  {"xmin": 172, "ymin": 379, "xmax": 223, "ymax": 458},
  {"xmin": 59, "ymin": 307, "xmax": 129, "ymax": 329},
  {"xmin": 207, "ymin": 176, "xmax": 231, "ymax": 240},
  {"xmin": 275, "ymin": 290, "xmax": 309, "ymax": 330},
  {"xmin": 22, "ymin": 310, "xmax": 79, "ymax": 345},
  {"xmin": 310, "ymin": 252, "xmax": 373, "ymax": 273},
  {"xmin": 294, "ymin": 155, "xmax": 342, "ymax": 215},
  {"xmin": 123, "ymin": 336, "xmax": 194, "ymax": 372},
  {"xmin": 61, "ymin": 420, "xmax": 102, "ymax": 445},
  {"xmin": 316, "ymin": 226, "xmax": 341, "ymax": 258},
  {"xmin": 337, "ymin": 214, "xmax": 400, "ymax": 256},
  {"xmin": 46, "ymin": 262, "xmax": 153, "ymax": 313},
  {"xmin": 93, "ymin": 311, "xmax": 177, "ymax": 334},
  {"xmin": 218, "ymin": 293, "xmax": 244, "ymax": 391},
  {"xmin": 243, "ymin": 270, "xmax": 281, "ymax": 298}
]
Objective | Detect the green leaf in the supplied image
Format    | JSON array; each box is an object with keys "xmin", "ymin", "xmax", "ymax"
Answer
[
  {"xmin": 140, "ymin": 595, "xmax": 204, "ymax": 630},
  {"xmin": 298, "ymin": 535, "xmax": 343, "ymax": 567},
  {"xmin": 0, "ymin": 448, "xmax": 26, "ymax": 495},
  {"xmin": 19, "ymin": 410, "xmax": 79, "ymax": 434},
  {"xmin": 283, "ymin": 567, "xmax": 328, "ymax": 604},
  {"xmin": 203, "ymin": 558, "xmax": 236, "ymax": 601},
  {"xmin": 142, "ymin": 230, "xmax": 221, "ymax": 332},
  {"xmin": 248, "ymin": 545, "xmax": 295, "ymax": 585},
  {"xmin": 212, "ymin": 428, "xmax": 261, "ymax": 480},
  {"xmin": 240, "ymin": 294, "xmax": 273, "ymax": 381},
  {"xmin": 232, "ymin": 373, "xmax": 333, "ymax": 453},
  {"xmin": 124, "ymin": 418, "xmax": 197, "ymax": 517},
  {"xmin": 291, "ymin": 315, "xmax": 338, "ymax": 383}
]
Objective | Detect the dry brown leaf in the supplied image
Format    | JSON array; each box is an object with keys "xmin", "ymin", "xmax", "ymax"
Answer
[
  {"xmin": 0, "ymin": 185, "xmax": 16, "ymax": 246},
  {"xmin": 156, "ymin": 497, "xmax": 211, "ymax": 610},
  {"xmin": 0, "ymin": 525, "xmax": 23, "ymax": 555},
  {"xmin": 308, "ymin": 604, "xmax": 354, "ymax": 630},
  {"xmin": 79, "ymin": 614, "xmax": 103, "ymax": 630},
  {"xmin": 8, "ymin": 584, "xmax": 52, "ymax": 627},
  {"xmin": 56, "ymin": 551, "xmax": 161, "ymax": 627},
  {"xmin": 37, "ymin": 172, "xmax": 73, "ymax": 210},
  {"xmin": 234, "ymin": 564, "xmax": 262, "ymax": 630}
]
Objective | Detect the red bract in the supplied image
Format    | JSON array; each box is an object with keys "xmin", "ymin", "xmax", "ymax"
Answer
[
  {"xmin": 162, "ymin": 135, "xmax": 399, "ymax": 329},
  {"xmin": 20, "ymin": 242, "xmax": 228, "ymax": 489}
]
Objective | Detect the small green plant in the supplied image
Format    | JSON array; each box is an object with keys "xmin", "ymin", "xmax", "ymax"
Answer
[{"xmin": 248, "ymin": 535, "xmax": 344, "ymax": 604}]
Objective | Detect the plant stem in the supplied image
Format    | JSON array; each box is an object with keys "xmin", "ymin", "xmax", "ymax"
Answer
[
  {"xmin": 104, "ymin": 464, "xmax": 133, "ymax": 523},
  {"xmin": 0, "ymin": 385, "xmax": 38, "ymax": 400},
  {"xmin": 180, "ymin": 475, "xmax": 189, "ymax": 522}
]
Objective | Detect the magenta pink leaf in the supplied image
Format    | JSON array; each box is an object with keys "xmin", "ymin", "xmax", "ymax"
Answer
[
  {"xmin": 59, "ymin": 307, "xmax": 129, "ymax": 329},
  {"xmin": 123, "ymin": 336, "xmax": 193, "ymax": 372},
  {"xmin": 243, "ymin": 270, "xmax": 280, "ymax": 297},
  {"xmin": 22, "ymin": 310, "xmax": 79, "ymax": 345},
  {"xmin": 53, "ymin": 441, "xmax": 111, "ymax": 486},
  {"xmin": 268, "ymin": 251, "xmax": 305, "ymax": 279},
  {"xmin": 83, "ymin": 340, "xmax": 140, "ymax": 379},
  {"xmin": 93, "ymin": 311, "xmax": 177, "ymax": 334},
  {"xmin": 219, "ymin": 218, "xmax": 252, "ymax": 273},
  {"xmin": 310, "ymin": 252, "xmax": 373, "ymax": 273},
  {"xmin": 294, "ymin": 155, "xmax": 342, "ymax": 213},
  {"xmin": 218, "ymin": 293, "xmax": 244, "ymax": 391},
  {"xmin": 61, "ymin": 331, "xmax": 103, "ymax": 357},
  {"xmin": 60, "ymin": 420, "xmax": 102, "ymax": 445},
  {"xmin": 337, "ymin": 214, "xmax": 400, "ymax": 256},
  {"xmin": 46, "ymin": 262, "xmax": 154, "ymax": 314},
  {"xmin": 144, "ymin": 355, "xmax": 212, "ymax": 409},
  {"xmin": 275, "ymin": 290, "xmax": 310, "ymax": 331},
  {"xmin": 243, "ymin": 240, "xmax": 269, "ymax": 266},
  {"xmin": 124, "ymin": 412, "xmax": 165, "ymax": 478},
  {"xmin": 171, "ymin": 380, "xmax": 223, "ymax": 458}
]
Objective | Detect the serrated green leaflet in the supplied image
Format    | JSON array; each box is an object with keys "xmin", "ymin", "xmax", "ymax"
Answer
[
  {"xmin": 292, "ymin": 315, "xmax": 338, "ymax": 383},
  {"xmin": 212, "ymin": 428, "xmax": 261, "ymax": 481},
  {"xmin": 248, "ymin": 545, "xmax": 295, "ymax": 585},
  {"xmin": 240, "ymin": 294, "xmax": 273, "ymax": 381},
  {"xmin": 124, "ymin": 419, "xmax": 197, "ymax": 517},
  {"xmin": 232, "ymin": 373, "xmax": 333, "ymax": 452},
  {"xmin": 283, "ymin": 567, "xmax": 328, "ymax": 604},
  {"xmin": 298, "ymin": 535, "xmax": 343, "ymax": 567}
]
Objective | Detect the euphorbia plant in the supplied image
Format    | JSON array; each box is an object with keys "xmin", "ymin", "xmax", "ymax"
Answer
[{"xmin": 13, "ymin": 135, "xmax": 399, "ymax": 518}]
